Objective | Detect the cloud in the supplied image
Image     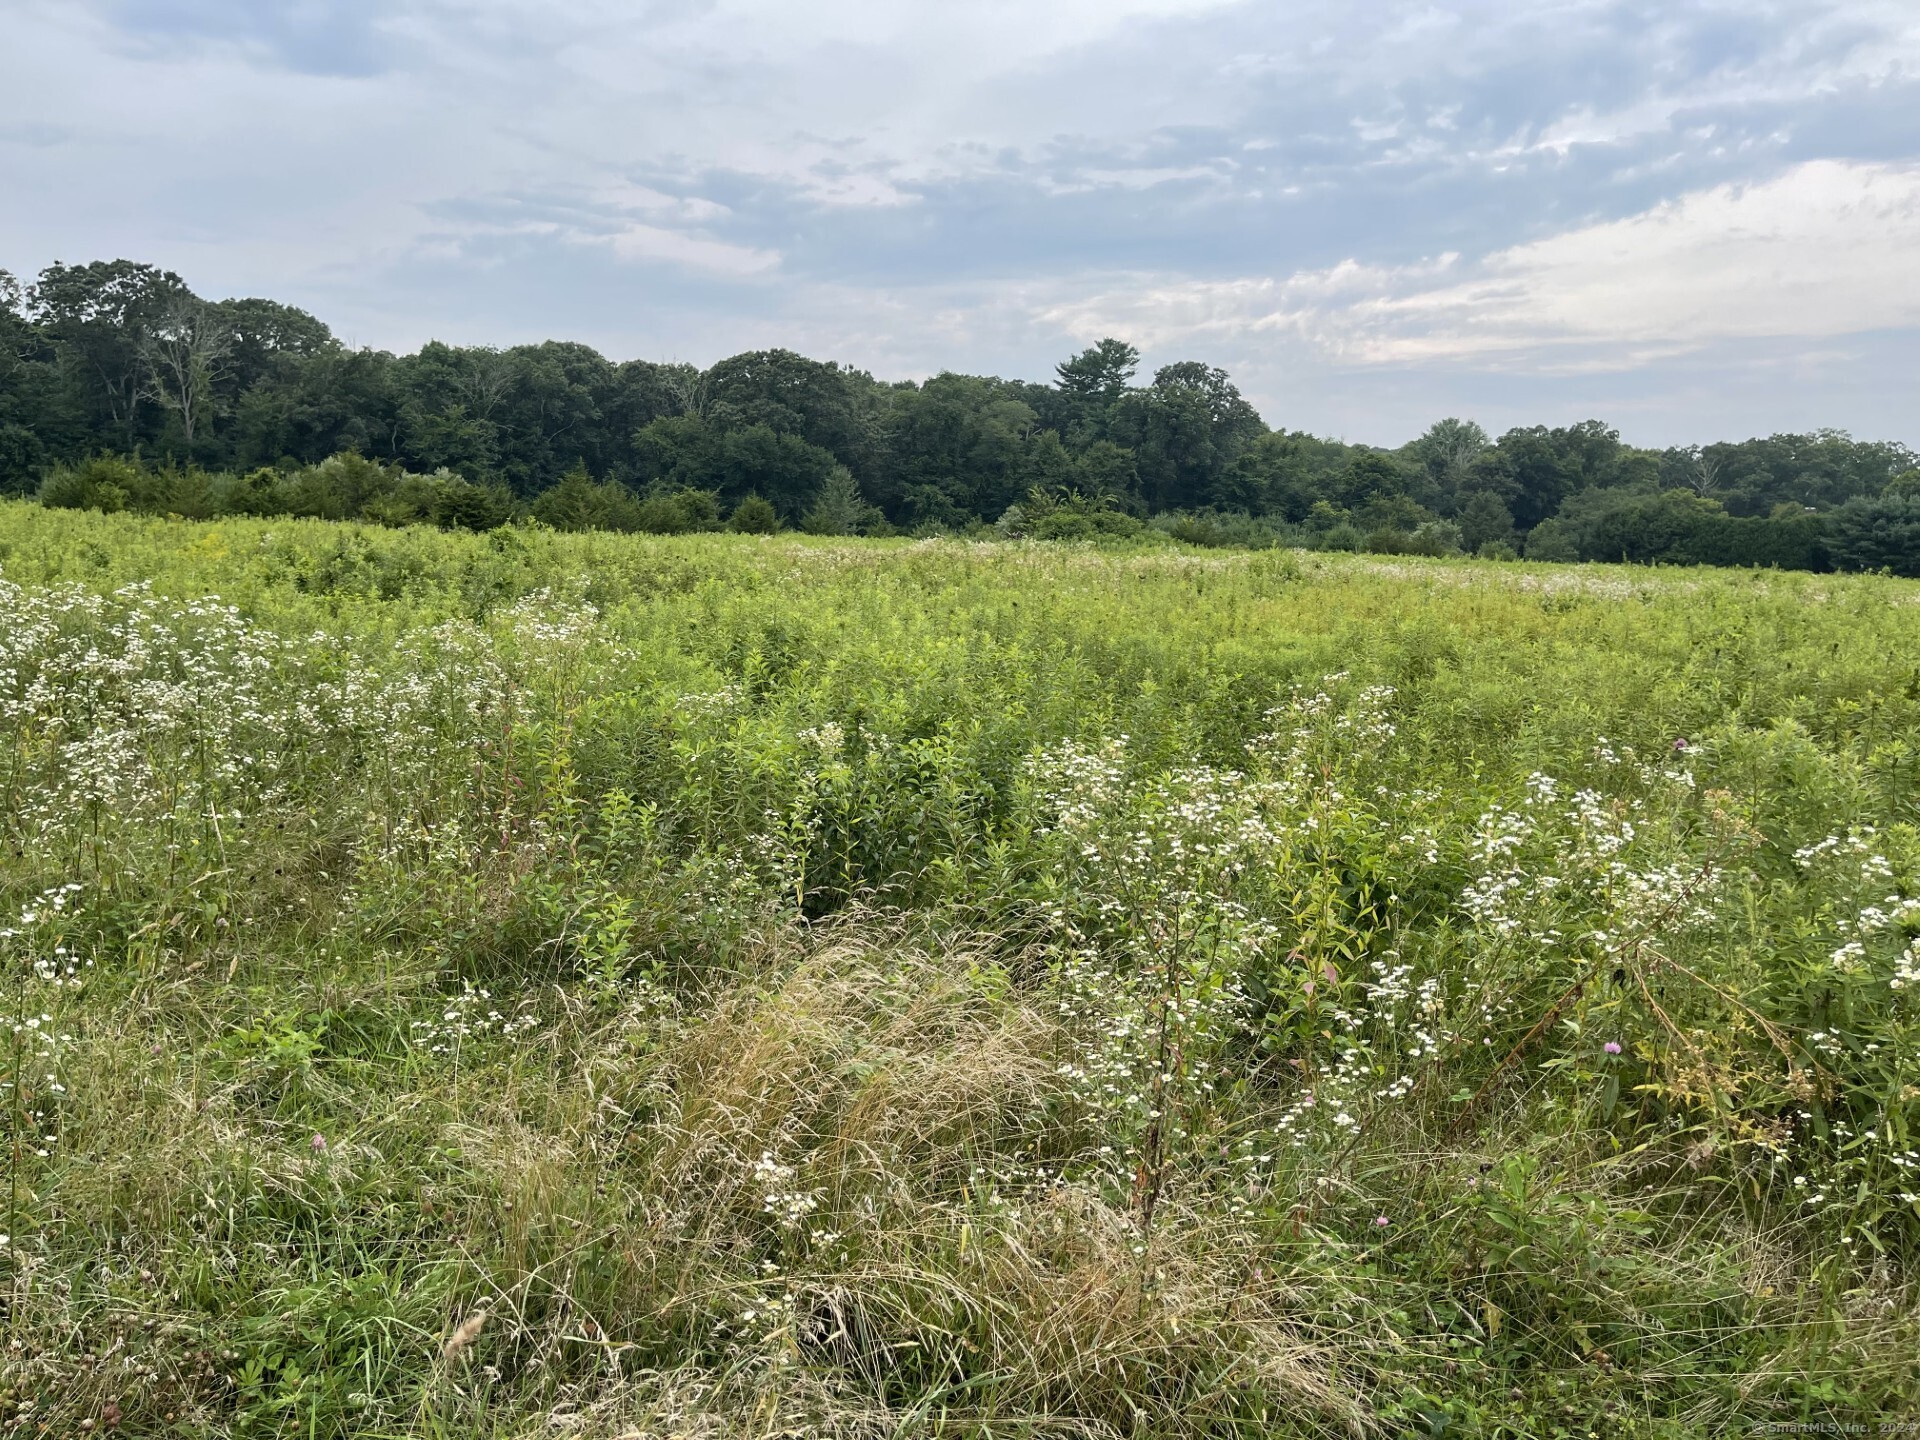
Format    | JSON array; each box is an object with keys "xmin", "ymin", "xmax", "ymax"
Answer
[
  {"xmin": 4, "ymin": 0, "xmax": 1920, "ymax": 445},
  {"xmin": 1038, "ymin": 160, "xmax": 1920, "ymax": 371},
  {"xmin": 93, "ymin": 0, "xmax": 404, "ymax": 76},
  {"xmin": 596, "ymin": 223, "xmax": 780, "ymax": 275},
  {"xmin": 1349, "ymin": 159, "xmax": 1920, "ymax": 363}
]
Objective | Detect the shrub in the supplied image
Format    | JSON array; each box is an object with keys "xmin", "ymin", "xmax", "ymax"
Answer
[
  {"xmin": 635, "ymin": 488, "xmax": 723, "ymax": 534},
  {"xmin": 800, "ymin": 466, "xmax": 881, "ymax": 536},
  {"xmin": 39, "ymin": 454, "xmax": 143, "ymax": 513},
  {"xmin": 531, "ymin": 464, "xmax": 647, "ymax": 533},
  {"xmin": 728, "ymin": 493, "xmax": 780, "ymax": 533},
  {"xmin": 1523, "ymin": 517, "xmax": 1578, "ymax": 562},
  {"xmin": 1825, "ymin": 492, "xmax": 1920, "ymax": 576},
  {"xmin": 1410, "ymin": 520, "xmax": 1464, "ymax": 556}
]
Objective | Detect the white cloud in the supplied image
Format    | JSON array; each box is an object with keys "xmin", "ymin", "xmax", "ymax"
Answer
[
  {"xmin": 1038, "ymin": 160, "xmax": 1920, "ymax": 369},
  {"xmin": 1358, "ymin": 159, "xmax": 1920, "ymax": 362},
  {"xmin": 6, "ymin": 0, "xmax": 1920, "ymax": 444},
  {"xmin": 596, "ymin": 223, "xmax": 780, "ymax": 275}
]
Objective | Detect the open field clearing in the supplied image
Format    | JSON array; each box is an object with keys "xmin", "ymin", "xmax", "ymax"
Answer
[{"xmin": 1, "ymin": 504, "xmax": 1917, "ymax": 1437}]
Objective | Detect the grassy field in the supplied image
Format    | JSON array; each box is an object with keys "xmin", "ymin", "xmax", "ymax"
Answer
[{"xmin": 1, "ymin": 502, "xmax": 1917, "ymax": 1437}]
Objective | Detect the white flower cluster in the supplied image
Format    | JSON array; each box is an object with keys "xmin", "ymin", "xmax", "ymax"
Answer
[
  {"xmin": 1810, "ymin": 839, "xmax": 1918, "ymax": 990},
  {"xmin": 2, "ymin": 884, "xmax": 93, "ymax": 991},
  {"xmin": 752, "ymin": 1152, "xmax": 819, "ymax": 1229},
  {"xmin": 1458, "ymin": 764, "xmax": 1718, "ymax": 947},
  {"xmin": 499, "ymin": 590, "xmax": 603, "ymax": 650},
  {"xmin": 0, "ymin": 576, "xmax": 522, "ymax": 868},
  {"xmin": 1891, "ymin": 938, "xmax": 1920, "ymax": 993},
  {"xmin": 795, "ymin": 722, "xmax": 845, "ymax": 762},
  {"xmin": 1, "ymin": 1012, "xmax": 69, "ymax": 1160},
  {"xmin": 408, "ymin": 985, "xmax": 538, "ymax": 1054},
  {"xmin": 1793, "ymin": 828, "xmax": 1879, "ymax": 872},
  {"xmin": 1026, "ymin": 736, "xmax": 1131, "ymax": 835}
]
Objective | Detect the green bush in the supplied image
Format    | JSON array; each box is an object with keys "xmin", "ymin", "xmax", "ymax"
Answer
[
  {"xmin": 727, "ymin": 492, "xmax": 780, "ymax": 533},
  {"xmin": 1523, "ymin": 517, "xmax": 1578, "ymax": 561},
  {"xmin": 39, "ymin": 453, "xmax": 143, "ymax": 512},
  {"xmin": 1825, "ymin": 491, "xmax": 1920, "ymax": 576}
]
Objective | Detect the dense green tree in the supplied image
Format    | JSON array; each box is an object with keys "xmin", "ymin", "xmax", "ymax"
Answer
[
  {"xmin": 216, "ymin": 298, "xmax": 336, "ymax": 397},
  {"xmin": 728, "ymin": 493, "xmax": 780, "ymax": 533},
  {"xmin": 703, "ymin": 348, "xmax": 875, "ymax": 470},
  {"xmin": 30, "ymin": 260, "xmax": 191, "ymax": 448},
  {"xmin": 1339, "ymin": 451, "xmax": 1417, "ymax": 510},
  {"xmin": 1523, "ymin": 517, "xmax": 1579, "ymax": 562},
  {"xmin": 1218, "ymin": 430, "xmax": 1353, "ymax": 521},
  {"xmin": 230, "ymin": 346, "xmax": 397, "ymax": 468},
  {"xmin": 2, "ymin": 255, "xmax": 1914, "ymax": 575},
  {"xmin": 883, "ymin": 373, "xmax": 1047, "ymax": 524},
  {"xmin": 1825, "ymin": 492, "xmax": 1920, "ymax": 577},
  {"xmin": 1693, "ymin": 431, "xmax": 1916, "ymax": 515},
  {"xmin": 1457, "ymin": 490, "xmax": 1517, "ymax": 552},
  {"xmin": 633, "ymin": 414, "xmax": 839, "ymax": 519},
  {"xmin": 531, "ymin": 463, "xmax": 645, "ymax": 532},
  {"xmin": 802, "ymin": 465, "xmax": 881, "ymax": 535},
  {"xmin": 1414, "ymin": 417, "xmax": 1490, "ymax": 493},
  {"xmin": 1073, "ymin": 438, "xmax": 1141, "ymax": 508},
  {"xmin": 1054, "ymin": 338, "xmax": 1139, "ymax": 445},
  {"xmin": 1113, "ymin": 362, "xmax": 1264, "ymax": 511},
  {"xmin": 0, "ymin": 270, "xmax": 59, "ymax": 490}
]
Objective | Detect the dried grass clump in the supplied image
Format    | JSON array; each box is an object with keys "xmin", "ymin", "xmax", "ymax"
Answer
[{"xmin": 600, "ymin": 920, "xmax": 1366, "ymax": 1437}]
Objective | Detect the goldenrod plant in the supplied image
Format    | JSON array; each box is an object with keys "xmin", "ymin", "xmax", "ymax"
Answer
[{"xmin": 0, "ymin": 503, "xmax": 1916, "ymax": 1436}]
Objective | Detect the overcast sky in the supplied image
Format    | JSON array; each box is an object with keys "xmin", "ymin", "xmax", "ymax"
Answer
[{"xmin": 5, "ymin": 0, "xmax": 1918, "ymax": 446}]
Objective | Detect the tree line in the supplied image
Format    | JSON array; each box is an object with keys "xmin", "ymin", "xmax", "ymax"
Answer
[{"xmin": 4, "ymin": 258, "xmax": 1917, "ymax": 571}]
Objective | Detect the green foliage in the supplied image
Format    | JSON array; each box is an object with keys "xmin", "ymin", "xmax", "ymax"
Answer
[
  {"xmin": 1825, "ymin": 491, "xmax": 1920, "ymax": 576},
  {"xmin": 633, "ymin": 485, "xmax": 722, "ymax": 534},
  {"xmin": 3, "ymin": 505, "xmax": 1920, "ymax": 1434},
  {"xmin": 2, "ymin": 258, "xmax": 1915, "ymax": 576},
  {"xmin": 35, "ymin": 450, "xmax": 521, "ymax": 532},
  {"xmin": 1457, "ymin": 489, "xmax": 1517, "ymax": 552},
  {"xmin": 1523, "ymin": 517, "xmax": 1579, "ymax": 562},
  {"xmin": 1559, "ymin": 486, "xmax": 1830, "ymax": 569},
  {"xmin": 999, "ymin": 486, "xmax": 1146, "ymax": 542},
  {"xmin": 39, "ymin": 453, "xmax": 142, "ymax": 512},
  {"xmin": 726, "ymin": 492, "xmax": 780, "ymax": 532},
  {"xmin": 528, "ymin": 462, "xmax": 645, "ymax": 532},
  {"xmin": 800, "ymin": 465, "xmax": 880, "ymax": 536}
]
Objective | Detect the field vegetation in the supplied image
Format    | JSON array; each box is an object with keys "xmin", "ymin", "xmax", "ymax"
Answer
[
  {"xmin": 5, "ymin": 261, "xmax": 1919, "ymax": 575},
  {"xmin": 1, "ymin": 502, "xmax": 1918, "ymax": 1436}
]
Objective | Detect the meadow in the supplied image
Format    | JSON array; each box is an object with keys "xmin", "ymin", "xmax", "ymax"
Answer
[{"xmin": 1, "ymin": 501, "xmax": 1917, "ymax": 1437}]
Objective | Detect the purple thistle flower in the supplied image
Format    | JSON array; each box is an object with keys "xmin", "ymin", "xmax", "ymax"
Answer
[
  {"xmin": 310, "ymin": 1133, "xmax": 328, "ymax": 1153},
  {"xmin": 1374, "ymin": 1215, "xmax": 1391, "ymax": 1227},
  {"xmin": 1604, "ymin": 1041, "xmax": 1623, "ymax": 1055}
]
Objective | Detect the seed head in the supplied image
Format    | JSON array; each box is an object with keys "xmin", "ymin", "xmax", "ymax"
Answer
[{"xmin": 443, "ymin": 1309, "xmax": 489, "ymax": 1360}]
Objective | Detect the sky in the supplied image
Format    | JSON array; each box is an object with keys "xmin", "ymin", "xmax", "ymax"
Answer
[{"xmin": 4, "ymin": 0, "xmax": 1919, "ymax": 447}]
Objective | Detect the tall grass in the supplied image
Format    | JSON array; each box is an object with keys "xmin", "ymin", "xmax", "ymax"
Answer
[{"xmin": 1, "ymin": 503, "xmax": 1917, "ymax": 1436}]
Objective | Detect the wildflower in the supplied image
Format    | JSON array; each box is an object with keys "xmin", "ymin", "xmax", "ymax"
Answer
[
  {"xmin": 1604, "ymin": 1041, "xmax": 1622, "ymax": 1055},
  {"xmin": 310, "ymin": 1133, "xmax": 328, "ymax": 1154},
  {"xmin": 1374, "ymin": 1216, "xmax": 1390, "ymax": 1228},
  {"xmin": 1672, "ymin": 737, "xmax": 1689, "ymax": 752}
]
